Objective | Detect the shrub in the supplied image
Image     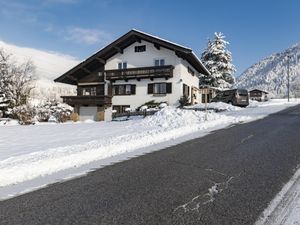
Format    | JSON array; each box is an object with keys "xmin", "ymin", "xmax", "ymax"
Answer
[
  {"xmin": 70, "ymin": 112, "xmax": 79, "ymax": 122},
  {"xmin": 10, "ymin": 105, "xmax": 34, "ymax": 125},
  {"xmin": 137, "ymin": 100, "xmax": 167, "ymax": 111},
  {"xmin": 179, "ymin": 95, "xmax": 190, "ymax": 108}
]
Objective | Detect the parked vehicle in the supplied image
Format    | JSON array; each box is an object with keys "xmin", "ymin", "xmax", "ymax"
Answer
[{"xmin": 211, "ymin": 89, "xmax": 249, "ymax": 107}]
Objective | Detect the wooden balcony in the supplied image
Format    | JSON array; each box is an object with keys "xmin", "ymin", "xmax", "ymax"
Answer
[
  {"xmin": 61, "ymin": 95, "xmax": 112, "ymax": 106},
  {"xmin": 104, "ymin": 65, "xmax": 174, "ymax": 81}
]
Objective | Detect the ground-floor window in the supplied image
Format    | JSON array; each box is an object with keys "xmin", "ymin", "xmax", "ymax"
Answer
[
  {"xmin": 81, "ymin": 87, "xmax": 97, "ymax": 96},
  {"xmin": 113, "ymin": 105, "xmax": 130, "ymax": 113},
  {"xmin": 113, "ymin": 84, "xmax": 136, "ymax": 95},
  {"xmin": 201, "ymin": 93, "xmax": 212, "ymax": 103},
  {"xmin": 183, "ymin": 84, "xmax": 190, "ymax": 98},
  {"xmin": 148, "ymin": 83, "xmax": 172, "ymax": 94}
]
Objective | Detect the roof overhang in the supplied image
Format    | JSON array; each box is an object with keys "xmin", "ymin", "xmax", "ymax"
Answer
[{"xmin": 54, "ymin": 29, "xmax": 210, "ymax": 85}]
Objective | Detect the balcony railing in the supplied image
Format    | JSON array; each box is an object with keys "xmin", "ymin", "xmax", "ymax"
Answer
[
  {"xmin": 61, "ymin": 95, "xmax": 112, "ymax": 106},
  {"xmin": 104, "ymin": 65, "xmax": 174, "ymax": 81}
]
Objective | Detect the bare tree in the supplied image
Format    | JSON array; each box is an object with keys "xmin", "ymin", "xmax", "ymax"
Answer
[
  {"xmin": 291, "ymin": 76, "xmax": 300, "ymax": 98},
  {"xmin": 0, "ymin": 49, "xmax": 36, "ymax": 109}
]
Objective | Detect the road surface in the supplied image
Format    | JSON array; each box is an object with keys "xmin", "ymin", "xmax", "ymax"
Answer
[{"xmin": 1, "ymin": 105, "xmax": 300, "ymax": 225}]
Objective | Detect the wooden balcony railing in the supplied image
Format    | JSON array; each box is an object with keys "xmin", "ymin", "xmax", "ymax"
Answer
[
  {"xmin": 61, "ymin": 95, "xmax": 112, "ymax": 106},
  {"xmin": 104, "ymin": 65, "xmax": 174, "ymax": 81}
]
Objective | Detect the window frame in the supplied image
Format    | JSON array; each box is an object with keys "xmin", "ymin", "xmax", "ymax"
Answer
[
  {"xmin": 81, "ymin": 86, "xmax": 97, "ymax": 96},
  {"xmin": 134, "ymin": 45, "xmax": 146, "ymax": 52},
  {"xmin": 118, "ymin": 61, "xmax": 127, "ymax": 70},
  {"xmin": 154, "ymin": 58, "xmax": 165, "ymax": 67},
  {"xmin": 148, "ymin": 82, "xmax": 172, "ymax": 95},
  {"xmin": 113, "ymin": 84, "xmax": 136, "ymax": 96},
  {"xmin": 113, "ymin": 105, "xmax": 131, "ymax": 114},
  {"xmin": 183, "ymin": 83, "xmax": 190, "ymax": 98}
]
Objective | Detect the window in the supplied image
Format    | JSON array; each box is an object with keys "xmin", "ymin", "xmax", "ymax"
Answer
[
  {"xmin": 187, "ymin": 66, "xmax": 195, "ymax": 76},
  {"xmin": 148, "ymin": 83, "xmax": 172, "ymax": 94},
  {"xmin": 183, "ymin": 84, "xmax": 190, "ymax": 97},
  {"xmin": 154, "ymin": 83, "xmax": 166, "ymax": 94},
  {"xmin": 118, "ymin": 62, "xmax": 127, "ymax": 69},
  {"xmin": 113, "ymin": 105, "xmax": 130, "ymax": 114},
  {"xmin": 113, "ymin": 84, "xmax": 136, "ymax": 95},
  {"xmin": 154, "ymin": 59, "xmax": 165, "ymax": 67},
  {"xmin": 82, "ymin": 87, "xmax": 97, "ymax": 96},
  {"xmin": 134, "ymin": 45, "xmax": 146, "ymax": 52},
  {"xmin": 202, "ymin": 94, "xmax": 210, "ymax": 103}
]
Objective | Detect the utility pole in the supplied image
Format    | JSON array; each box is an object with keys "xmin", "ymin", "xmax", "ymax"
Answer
[{"xmin": 287, "ymin": 55, "xmax": 290, "ymax": 102}]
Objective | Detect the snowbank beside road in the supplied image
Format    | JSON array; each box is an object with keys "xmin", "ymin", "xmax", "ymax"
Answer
[
  {"xmin": 185, "ymin": 102, "xmax": 241, "ymax": 111},
  {"xmin": 0, "ymin": 99, "xmax": 298, "ymax": 199}
]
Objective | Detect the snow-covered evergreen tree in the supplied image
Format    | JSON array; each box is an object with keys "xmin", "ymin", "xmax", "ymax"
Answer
[{"xmin": 200, "ymin": 32, "xmax": 236, "ymax": 89}]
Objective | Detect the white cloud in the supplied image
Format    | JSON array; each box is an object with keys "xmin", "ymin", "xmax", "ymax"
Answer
[{"xmin": 65, "ymin": 27, "xmax": 112, "ymax": 45}]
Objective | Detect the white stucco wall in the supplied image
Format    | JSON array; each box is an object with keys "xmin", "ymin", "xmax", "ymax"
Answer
[
  {"xmin": 105, "ymin": 40, "xmax": 180, "ymax": 70},
  {"xmin": 105, "ymin": 40, "xmax": 200, "ymax": 109},
  {"xmin": 112, "ymin": 78, "xmax": 182, "ymax": 109}
]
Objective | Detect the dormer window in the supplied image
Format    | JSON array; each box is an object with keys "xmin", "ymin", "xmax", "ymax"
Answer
[
  {"xmin": 118, "ymin": 62, "xmax": 127, "ymax": 70},
  {"xmin": 154, "ymin": 59, "xmax": 165, "ymax": 67},
  {"xmin": 134, "ymin": 45, "xmax": 146, "ymax": 52}
]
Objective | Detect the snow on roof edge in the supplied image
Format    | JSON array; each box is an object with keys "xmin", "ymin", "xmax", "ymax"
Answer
[
  {"xmin": 191, "ymin": 51, "xmax": 211, "ymax": 75},
  {"xmin": 131, "ymin": 28, "xmax": 192, "ymax": 51}
]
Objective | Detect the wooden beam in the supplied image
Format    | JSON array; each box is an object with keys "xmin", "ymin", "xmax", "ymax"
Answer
[
  {"xmin": 154, "ymin": 43, "xmax": 160, "ymax": 50},
  {"xmin": 175, "ymin": 51, "xmax": 184, "ymax": 59},
  {"xmin": 81, "ymin": 67, "xmax": 92, "ymax": 74},
  {"xmin": 96, "ymin": 57, "xmax": 106, "ymax": 64},
  {"xmin": 66, "ymin": 75, "xmax": 77, "ymax": 82},
  {"xmin": 134, "ymin": 36, "xmax": 141, "ymax": 43},
  {"xmin": 114, "ymin": 46, "xmax": 123, "ymax": 54}
]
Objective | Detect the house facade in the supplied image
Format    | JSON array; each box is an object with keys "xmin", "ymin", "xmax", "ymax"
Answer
[
  {"xmin": 249, "ymin": 89, "xmax": 268, "ymax": 101},
  {"xmin": 54, "ymin": 29, "xmax": 210, "ymax": 121}
]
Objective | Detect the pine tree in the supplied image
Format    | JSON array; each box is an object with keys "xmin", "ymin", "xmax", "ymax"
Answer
[{"xmin": 200, "ymin": 32, "xmax": 236, "ymax": 89}]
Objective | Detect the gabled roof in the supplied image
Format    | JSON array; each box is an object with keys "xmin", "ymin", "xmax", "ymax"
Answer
[
  {"xmin": 54, "ymin": 29, "xmax": 210, "ymax": 85},
  {"xmin": 250, "ymin": 89, "xmax": 268, "ymax": 94}
]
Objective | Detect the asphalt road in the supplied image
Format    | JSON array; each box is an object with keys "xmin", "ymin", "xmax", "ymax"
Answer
[{"xmin": 1, "ymin": 105, "xmax": 300, "ymax": 225}]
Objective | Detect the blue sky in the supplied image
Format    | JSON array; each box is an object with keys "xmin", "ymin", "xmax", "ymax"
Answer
[{"xmin": 0, "ymin": 0, "xmax": 300, "ymax": 76}]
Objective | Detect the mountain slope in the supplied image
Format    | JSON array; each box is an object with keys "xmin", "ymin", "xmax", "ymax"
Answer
[
  {"xmin": 0, "ymin": 40, "xmax": 80, "ymax": 102},
  {"xmin": 236, "ymin": 43, "xmax": 300, "ymax": 97}
]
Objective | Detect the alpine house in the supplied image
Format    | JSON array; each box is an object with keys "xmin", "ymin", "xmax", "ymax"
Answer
[{"xmin": 54, "ymin": 29, "xmax": 210, "ymax": 121}]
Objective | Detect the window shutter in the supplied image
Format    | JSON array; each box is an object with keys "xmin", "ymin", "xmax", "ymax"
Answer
[
  {"xmin": 148, "ymin": 84, "xmax": 153, "ymax": 94},
  {"xmin": 166, "ymin": 83, "xmax": 172, "ymax": 94},
  {"xmin": 131, "ymin": 85, "xmax": 136, "ymax": 95}
]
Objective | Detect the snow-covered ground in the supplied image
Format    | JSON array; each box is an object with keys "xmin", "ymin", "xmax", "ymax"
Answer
[
  {"xmin": 255, "ymin": 166, "xmax": 300, "ymax": 225},
  {"xmin": 0, "ymin": 99, "xmax": 298, "ymax": 200}
]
